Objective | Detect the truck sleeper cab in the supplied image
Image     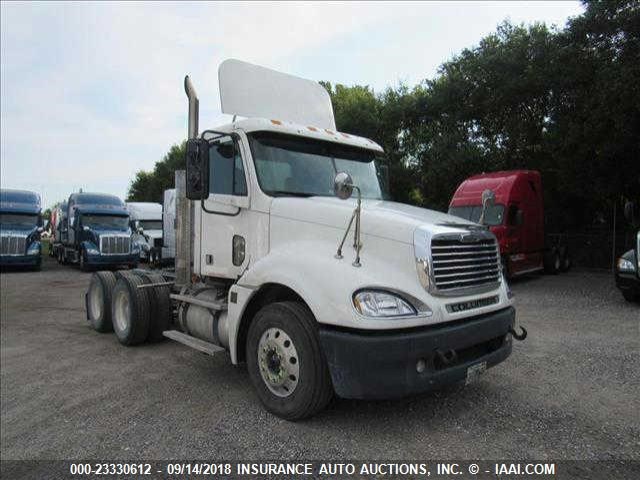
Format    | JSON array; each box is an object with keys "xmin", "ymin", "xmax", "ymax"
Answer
[
  {"xmin": 85, "ymin": 60, "xmax": 525, "ymax": 420},
  {"xmin": 449, "ymin": 170, "xmax": 570, "ymax": 277},
  {"xmin": 57, "ymin": 193, "xmax": 138, "ymax": 271},
  {"xmin": 0, "ymin": 189, "xmax": 43, "ymax": 270}
]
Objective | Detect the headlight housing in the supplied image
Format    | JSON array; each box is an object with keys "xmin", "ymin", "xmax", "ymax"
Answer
[
  {"xmin": 26, "ymin": 242, "xmax": 41, "ymax": 255},
  {"xmin": 353, "ymin": 290, "xmax": 417, "ymax": 318},
  {"xmin": 617, "ymin": 257, "xmax": 636, "ymax": 272}
]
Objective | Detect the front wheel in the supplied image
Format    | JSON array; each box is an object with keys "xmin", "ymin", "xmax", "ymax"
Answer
[
  {"xmin": 246, "ymin": 301, "xmax": 333, "ymax": 421},
  {"xmin": 622, "ymin": 290, "xmax": 639, "ymax": 303},
  {"xmin": 79, "ymin": 249, "xmax": 90, "ymax": 272}
]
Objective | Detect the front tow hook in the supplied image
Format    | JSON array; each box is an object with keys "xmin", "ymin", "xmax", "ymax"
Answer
[
  {"xmin": 508, "ymin": 326, "xmax": 528, "ymax": 341},
  {"xmin": 435, "ymin": 348, "xmax": 458, "ymax": 366}
]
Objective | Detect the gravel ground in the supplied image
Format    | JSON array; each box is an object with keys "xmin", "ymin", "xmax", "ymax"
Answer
[{"xmin": 1, "ymin": 256, "xmax": 638, "ymax": 464}]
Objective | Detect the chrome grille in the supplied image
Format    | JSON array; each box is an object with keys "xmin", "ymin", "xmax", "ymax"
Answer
[
  {"xmin": 0, "ymin": 234, "xmax": 27, "ymax": 256},
  {"xmin": 100, "ymin": 235, "xmax": 130, "ymax": 255},
  {"xmin": 431, "ymin": 236, "xmax": 501, "ymax": 293}
]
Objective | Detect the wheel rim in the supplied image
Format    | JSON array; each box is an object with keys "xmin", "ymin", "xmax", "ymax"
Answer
[
  {"xmin": 258, "ymin": 327, "xmax": 300, "ymax": 398},
  {"xmin": 114, "ymin": 289, "xmax": 130, "ymax": 333},
  {"xmin": 89, "ymin": 282, "xmax": 103, "ymax": 320}
]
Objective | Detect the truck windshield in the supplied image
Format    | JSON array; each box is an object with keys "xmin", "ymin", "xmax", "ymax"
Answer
[
  {"xmin": 139, "ymin": 220, "xmax": 162, "ymax": 230},
  {"xmin": 448, "ymin": 205, "xmax": 505, "ymax": 226},
  {"xmin": 248, "ymin": 132, "xmax": 387, "ymax": 199},
  {"xmin": 0, "ymin": 213, "xmax": 38, "ymax": 228},
  {"xmin": 82, "ymin": 215, "xmax": 129, "ymax": 230}
]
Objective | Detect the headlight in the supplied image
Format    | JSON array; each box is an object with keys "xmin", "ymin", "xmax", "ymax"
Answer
[
  {"xmin": 26, "ymin": 242, "xmax": 41, "ymax": 255},
  {"xmin": 353, "ymin": 290, "xmax": 417, "ymax": 318},
  {"xmin": 86, "ymin": 244, "xmax": 99, "ymax": 255},
  {"xmin": 617, "ymin": 257, "xmax": 636, "ymax": 272}
]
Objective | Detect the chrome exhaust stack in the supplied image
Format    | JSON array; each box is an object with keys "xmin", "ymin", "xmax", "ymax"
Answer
[
  {"xmin": 184, "ymin": 75, "xmax": 199, "ymax": 139},
  {"xmin": 176, "ymin": 75, "xmax": 199, "ymax": 286}
]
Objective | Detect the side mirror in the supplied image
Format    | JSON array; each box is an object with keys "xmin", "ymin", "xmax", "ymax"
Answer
[
  {"xmin": 83, "ymin": 226, "xmax": 90, "ymax": 231},
  {"xmin": 185, "ymin": 138, "xmax": 210, "ymax": 200},
  {"xmin": 481, "ymin": 189, "xmax": 496, "ymax": 209},
  {"xmin": 478, "ymin": 189, "xmax": 496, "ymax": 225},
  {"xmin": 334, "ymin": 172, "xmax": 354, "ymax": 200}
]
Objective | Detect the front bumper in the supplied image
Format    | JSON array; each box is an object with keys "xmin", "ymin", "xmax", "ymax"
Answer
[
  {"xmin": 0, "ymin": 254, "xmax": 41, "ymax": 267},
  {"xmin": 319, "ymin": 306, "xmax": 515, "ymax": 399},
  {"xmin": 86, "ymin": 253, "xmax": 138, "ymax": 266}
]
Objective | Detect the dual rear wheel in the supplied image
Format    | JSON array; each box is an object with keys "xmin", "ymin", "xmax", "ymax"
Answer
[{"xmin": 86, "ymin": 270, "xmax": 170, "ymax": 345}]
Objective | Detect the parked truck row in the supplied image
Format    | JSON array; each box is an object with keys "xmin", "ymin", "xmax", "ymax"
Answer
[{"xmin": 82, "ymin": 59, "xmax": 528, "ymax": 420}]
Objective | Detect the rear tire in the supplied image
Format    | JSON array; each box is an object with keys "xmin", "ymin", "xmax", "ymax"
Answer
[
  {"xmin": 544, "ymin": 247, "xmax": 560, "ymax": 275},
  {"xmin": 139, "ymin": 272, "xmax": 171, "ymax": 342},
  {"xmin": 87, "ymin": 271, "xmax": 117, "ymax": 332},
  {"xmin": 111, "ymin": 272, "xmax": 151, "ymax": 345},
  {"xmin": 246, "ymin": 301, "xmax": 333, "ymax": 420},
  {"xmin": 622, "ymin": 290, "xmax": 639, "ymax": 303},
  {"xmin": 559, "ymin": 245, "xmax": 571, "ymax": 272}
]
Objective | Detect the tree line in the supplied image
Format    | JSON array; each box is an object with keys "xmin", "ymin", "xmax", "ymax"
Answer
[{"xmin": 128, "ymin": 0, "xmax": 639, "ymax": 231}]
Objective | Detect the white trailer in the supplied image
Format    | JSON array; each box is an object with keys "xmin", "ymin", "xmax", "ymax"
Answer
[
  {"xmin": 85, "ymin": 60, "xmax": 526, "ymax": 420},
  {"xmin": 126, "ymin": 202, "xmax": 163, "ymax": 263}
]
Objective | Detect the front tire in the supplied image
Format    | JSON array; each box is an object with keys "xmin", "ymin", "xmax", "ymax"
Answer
[
  {"xmin": 622, "ymin": 290, "xmax": 639, "ymax": 303},
  {"xmin": 79, "ymin": 249, "xmax": 89, "ymax": 272},
  {"xmin": 246, "ymin": 301, "xmax": 333, "ymax": 421}
]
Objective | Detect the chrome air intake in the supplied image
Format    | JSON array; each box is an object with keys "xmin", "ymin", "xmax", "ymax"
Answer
[
  {"xmin": 415, "ymin": 227, "xmax": 501, "ymax": 297},
  {"xmin": 100, "ymin": 235, "xmax": 131, "ymax": 255},
  {"xmin": 0, "ymin": 234, "xmax": 27, "ymax": 255}
]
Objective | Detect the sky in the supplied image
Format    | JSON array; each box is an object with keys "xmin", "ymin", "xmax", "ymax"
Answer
[{"xmin": 1, "ymin": 1, "xmax": 585, "ymax": 209}]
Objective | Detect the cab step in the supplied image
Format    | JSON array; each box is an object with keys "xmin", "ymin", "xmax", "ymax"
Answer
[{"xmin": 163, "ymin": 330, "xmax": 225, "ymax": 356}]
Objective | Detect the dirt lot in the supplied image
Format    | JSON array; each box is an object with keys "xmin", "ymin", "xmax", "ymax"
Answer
[{"xmin": 1, "ymin": 256, "xmax": 638, "ymax": 463}]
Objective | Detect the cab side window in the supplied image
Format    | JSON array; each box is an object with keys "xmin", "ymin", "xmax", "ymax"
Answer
[{"xmin": 209, "ymin": 138, "xmax": 247, "ymax": 196}]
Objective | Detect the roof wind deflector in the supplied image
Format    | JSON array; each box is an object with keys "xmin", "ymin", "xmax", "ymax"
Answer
[{"xmin": 218, "ymin": 59, "xmax": 336, "ymax": 130}]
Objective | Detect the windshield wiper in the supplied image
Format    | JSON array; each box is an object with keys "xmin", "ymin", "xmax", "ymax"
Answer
[{"xmin": 268, "ymin": 190, "xmax": 315, "ymax": 198}]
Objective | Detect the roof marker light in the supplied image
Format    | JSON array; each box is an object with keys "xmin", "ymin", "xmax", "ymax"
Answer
[
  {"xmin": 307, "ymin": 126, "xmax": 318, "ymax": 131},
  {"xmin": 325, "ymin": 129, "xmax": 335, "ymax": 135},
  {"xmin": 341, "ymin": 133, "xmax": 350, "ymax": 138},
  {"xmin": 271, "ymin": 119, "xmax": 282, "ymax": 125}
]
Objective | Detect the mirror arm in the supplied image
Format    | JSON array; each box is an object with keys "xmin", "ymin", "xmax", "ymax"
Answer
[{"xmin": 352, "ymin": 186, "xmax": 362, "ymax": 267}]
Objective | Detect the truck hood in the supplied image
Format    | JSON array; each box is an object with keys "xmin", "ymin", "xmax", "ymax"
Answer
[
  {"xmin": 142, "ymin": 229, "xmax": 162, "ymax": 240},
  {"xmin": 270, "ymin": 197, "xmax": 476, "ymax": 244}
]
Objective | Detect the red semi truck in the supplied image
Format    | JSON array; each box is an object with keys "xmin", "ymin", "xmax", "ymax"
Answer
[{"xmin": 448, "ymin": 170, "xmax": 571, "ymax": 278}]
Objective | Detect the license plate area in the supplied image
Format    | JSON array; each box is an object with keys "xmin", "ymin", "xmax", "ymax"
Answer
[{"xmin": 465, "ymin": 361, "xmax": 487, "ymax": 384}]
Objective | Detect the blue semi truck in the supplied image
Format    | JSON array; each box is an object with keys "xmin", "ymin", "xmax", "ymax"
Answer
[
  {"xmin": 0, "ymin": 189, "xmax": 43, "ymax": 270},
  {"xmin": 52, "ymin": 192, "xmax": 139, "ymax": 271}
]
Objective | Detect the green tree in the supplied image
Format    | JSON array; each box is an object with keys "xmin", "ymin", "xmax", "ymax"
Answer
[{"xmin": 127, "ymin": 142, "xmax": 186, "ymax": 203}]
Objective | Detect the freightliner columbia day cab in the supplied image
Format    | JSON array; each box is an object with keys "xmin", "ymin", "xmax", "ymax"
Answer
[
  {"xmin": 85, "ymin": 60, "xmax": 527, "ymax": 420},
  {"xmin": 126, "ymin": 202, "xmax": 163, "ymax": 263},
  {"xmin": 54, "ymin": 192, "xmax": 139, "ymax": 271},
  {"xmin": 0, "ymin": 189, "xmax": 43, "ymax": 269}
]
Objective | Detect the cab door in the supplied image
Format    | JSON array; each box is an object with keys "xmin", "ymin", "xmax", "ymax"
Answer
[{"xmin": 197, "ymin": 135, "xmax": 251, "ymax": 279}]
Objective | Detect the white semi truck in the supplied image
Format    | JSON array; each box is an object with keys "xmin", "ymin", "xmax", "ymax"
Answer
[
  {"xmin": 126, "ymin": 202, "xmax": 163, "ymax": 263},
  {"xmin": 85, "ymin": 60, "xmax": 526, "ymax": 420}
]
